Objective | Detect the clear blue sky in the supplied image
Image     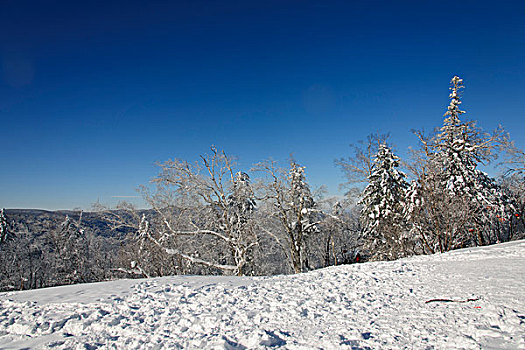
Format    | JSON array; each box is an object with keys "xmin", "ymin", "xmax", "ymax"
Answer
[{"xmin": 1, "ymin": 0, "xmax": 524, "ymax": 210}]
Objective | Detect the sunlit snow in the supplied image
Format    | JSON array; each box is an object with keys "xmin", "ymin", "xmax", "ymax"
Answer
[{"xmin": 1, "ymin": 241, "xmax": 524, "ymax": 349}]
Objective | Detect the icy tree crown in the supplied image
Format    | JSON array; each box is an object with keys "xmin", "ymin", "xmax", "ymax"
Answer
[
  {"xmin": 443, "ymin": 75, "xmax": 465, "ymax": 125},
  {"xmin": 229, "ymin": 171, "xmax": 256, "ymax": 214},
  {"xmin": 289, "ymin": 162, "xmax": 314, "ymax": 208},
  {"xmin": 232, "ymin": 171, "xmax": 252, "ymax": 197},
  {"xmin": 437, "ymin": 75, "xmax": 471, "ymax": 154},
  {"xmin": 374, "ymin": 143, "xmax": 401, "ymax": 171},
  {"xmin": 235, "ymin": 171, "xmax": 250, "ymax": 185}
]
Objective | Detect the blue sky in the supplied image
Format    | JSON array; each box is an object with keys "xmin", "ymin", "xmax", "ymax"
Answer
[{"xmin": 1, "ymin": 0, "xmax": 524, "ymax": 210}]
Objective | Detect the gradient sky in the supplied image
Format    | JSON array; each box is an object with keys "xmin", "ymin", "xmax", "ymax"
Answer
[{"xmin": 1, "ymin": 0, "xmax": 524, "ymax": 210}]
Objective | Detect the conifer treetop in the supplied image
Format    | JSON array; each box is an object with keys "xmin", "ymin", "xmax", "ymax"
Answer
[{"xmin": 444, "ymin": 75, "xmax": 465, "ymax": 124}]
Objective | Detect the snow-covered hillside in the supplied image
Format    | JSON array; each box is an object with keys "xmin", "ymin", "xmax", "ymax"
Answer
[{"xmin": 1, "ymin": 241, "xmax": 524, "ymax": 349}]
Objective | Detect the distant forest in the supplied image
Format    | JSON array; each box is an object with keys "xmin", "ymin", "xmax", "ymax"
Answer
[{"xmin": 1, "ymin": 76, "xmax": 524, "ymax": 291}]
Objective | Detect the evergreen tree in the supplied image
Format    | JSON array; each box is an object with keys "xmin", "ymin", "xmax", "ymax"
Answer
[
  {"xmin": 406, "ymin": 76, "xmax": 513, "ymax": 252},
  {"xmin": 434, "ymin": 76, "xmax": 485, "ymax": 200},
  {"xmin": 227, "ymin": 172, "xmax": 257, "ymax": 228},
  {"xmin": 435, "ymin": 77, "xmax": 512, "ymax": 245},
  {"xmin": 0, "ymin": 209, "xmax": 14, "ymax": 245},
  {"xmin": 256, "ymin": 159, "xmax": 319, "ymax": 273},
  {"xmin": 226, "ymin": 171, "xmax": 258, "ymax": 275},
  {"xmin": 287, "ymin": 161, "xmax": 318, "ymax": 272},
  {"xmin": 359, "ymin": 144, "xmax": 409, "ymax": 260}
]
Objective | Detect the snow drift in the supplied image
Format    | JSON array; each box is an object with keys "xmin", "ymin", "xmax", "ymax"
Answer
[{"xmin": 1, "ymin": 240, "xmax": 524, "ymax": 349}]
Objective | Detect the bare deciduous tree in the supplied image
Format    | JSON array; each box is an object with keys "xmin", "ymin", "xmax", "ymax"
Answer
[{"xmin": 138, "ymin": 147, "xmax": 259, "ymax": 276}]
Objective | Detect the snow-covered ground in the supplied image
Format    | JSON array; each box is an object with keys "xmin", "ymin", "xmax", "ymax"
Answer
[{"xmin": 1, "ymin": 241, "xmax": 524, "ymax": 349}]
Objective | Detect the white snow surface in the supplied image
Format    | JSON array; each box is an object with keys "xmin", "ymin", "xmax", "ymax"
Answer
[{"xmin": 1, "ymin": 241, "xmax": 524, "ymax": 349}]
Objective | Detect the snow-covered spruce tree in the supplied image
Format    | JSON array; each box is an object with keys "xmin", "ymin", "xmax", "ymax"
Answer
[
  {"xmin": 140, "ymin": 147, "xmax": 259, "ymax": 276},
  {"xmin": 256, "ymin": 160, "xmax": 320, "ymax": 273},
  {"xmin": 359, "ymin": 144, "xmax": 410, "ymax": 260},
  {"xmin": 406, "ymin": 76, "xmax": 512, "ymax": 253},
  {"xmin": 0, "ymin": 209, "xmax": 14, "ymax": 245}
]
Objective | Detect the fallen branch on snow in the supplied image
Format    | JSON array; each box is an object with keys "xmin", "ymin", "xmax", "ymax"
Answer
[{"xmin": 425, "ymin": 297, "xmax": 480, "ymax": 304}]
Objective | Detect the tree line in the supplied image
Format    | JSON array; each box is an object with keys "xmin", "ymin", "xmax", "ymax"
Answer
[{"xmin": 1, "ymin": 76, "xmax": 524, "ymax": 290}]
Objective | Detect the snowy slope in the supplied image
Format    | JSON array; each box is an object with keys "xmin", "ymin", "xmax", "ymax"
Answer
[{"xmin": 1, "ymin": 241, "xmax": 524, "ymax": 349}]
